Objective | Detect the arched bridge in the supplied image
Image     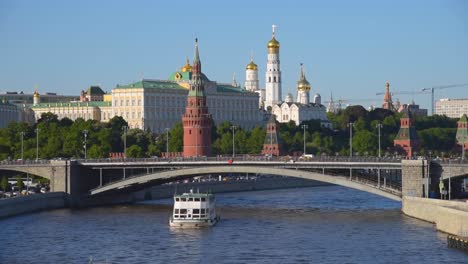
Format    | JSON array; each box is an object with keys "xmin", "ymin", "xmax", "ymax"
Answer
[{"xmin": 83, "ymin": 161, "xmax": 401, "ymax": 201}]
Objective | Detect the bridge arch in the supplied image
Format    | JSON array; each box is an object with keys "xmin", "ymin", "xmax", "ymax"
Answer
[{"xmin": 91, "ymin": 166, "xmax": 401, "ymax": 201}]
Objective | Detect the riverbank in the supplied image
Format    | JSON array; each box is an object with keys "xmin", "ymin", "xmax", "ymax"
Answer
[
  {"xmin": 0, "ymin": 192, "xmax": 67, "ymax": 219},
  {"xmin": 402, "ymin": 197, "xmax": 468, "ymax": 237}
]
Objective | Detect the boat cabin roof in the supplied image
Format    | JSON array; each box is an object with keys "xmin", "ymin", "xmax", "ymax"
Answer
[{"xmin": 174, "ymin": 192, "xmax": 214, "ymax": 199}]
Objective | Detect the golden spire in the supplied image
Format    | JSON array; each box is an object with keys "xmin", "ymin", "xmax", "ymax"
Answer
[{"xmin": 267, "ymin": 24, "xmax": 280, "ymax": 51}]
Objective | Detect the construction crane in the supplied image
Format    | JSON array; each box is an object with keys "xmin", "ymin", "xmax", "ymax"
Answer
[
  {"xmin": 422, "ymin": 84, "xmax": 468, "ymax": 115},
  {"xmin": 376, "ymin": 83, "xmax": 468, "ymax": 115}
]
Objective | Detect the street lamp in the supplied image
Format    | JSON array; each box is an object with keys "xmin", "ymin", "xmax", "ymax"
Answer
[
  {"xmin": 301, "ymin": 124, "xmax": 308, "ymax": 155},
  {"xmin": 35, "ymin": 128, "xmax": 40, "ymax": 161},
  {"xmin": 20, "ymin": 131, "xmax": 25, "ymax": 160},
  {"xmin": 194, "ymin": 125, "xmax": 200, "ymax": 158},
  {"xmin": 122, "ymin": 126, "xmax": 128, "ymax": 158},
  {"xmin": 376, "ymin": 123, "xmax": 383, "ymax": 158},
  {"xmin": 348, "ymin": 122, "xmax": 354, "ymax": 158},
  {"xmin": 231, "ymin": 125, "xmax": 237, "ymax": 158},
  {"xmin": 165, "ymin": 128, "xmax": 170, "ymax": 158},
  {"xmin": 82, "ymin": 130, "xmax": 88, "ymax": 159}
]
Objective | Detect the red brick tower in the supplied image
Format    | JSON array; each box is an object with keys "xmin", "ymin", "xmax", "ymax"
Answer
[
  {"xmin": 394, "ymin": 108, "xmax": 420, "ymax": 158},
  {"xmin": 382, "ymin": 81, "xmax": 394, "ymax": 111},
  {"xmin": 182, "ymin": 39, "xmax": 212, "ymax": 157},
  {"xmin": 262, "ymin": 114, "xmax": 281, "ymax": 156}
]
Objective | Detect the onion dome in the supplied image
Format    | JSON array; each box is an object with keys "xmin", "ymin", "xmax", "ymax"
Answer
[
  {"xmin": 267, "ymin": 37, "xmax": 280, "ymax": 49},
  {"xmin": 285, "ymin": 93, "xmax": 294, "ymax": 103},
  {"xmin": 181, "ymin": 58, "xmax": 192, "ymax": 72},
  {"xmin": 33, "ymin": 90, "xmax": 40, "ymax": 97},
  {"xmin": 246, "ymin": 59, "xmax": 258, "ymax": 70},
  {"xmin": 297, "ymin": 63, "xmax": 311, "ymax": 91}
]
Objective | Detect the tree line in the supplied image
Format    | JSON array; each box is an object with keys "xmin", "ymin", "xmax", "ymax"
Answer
[{"xmin": 0, "ymin": 108, "xmax": 461, "ymax": 160}]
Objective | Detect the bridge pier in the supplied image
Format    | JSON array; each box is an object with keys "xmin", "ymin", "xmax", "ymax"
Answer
[{"xmin": 401, "ymin": 160, "xmax": 430, "ymax": 198}]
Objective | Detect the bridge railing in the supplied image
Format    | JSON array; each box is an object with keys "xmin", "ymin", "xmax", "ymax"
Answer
[
  {"xmin": 76, "ymin": 155, "xmax": 402, "ymax": 164},
  {"xmin": 0, "ymin": 159, "xmax": 51, "ymax": 166}
]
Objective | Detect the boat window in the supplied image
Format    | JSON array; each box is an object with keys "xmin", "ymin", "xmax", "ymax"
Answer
[
  {"xmin": 175, "ymin": 198, "xmax": 180, "ymax": 201},
  {"xmin": 180, "ymin": 209, "xmax": 187, "ymax": 214},
  {"xmin": 194, "ymin": 198, "xmax": 200, "ymax": 201},
  {"xmin": 201, "ymin": 198, "xmax": 206, "ymax": 202},
  {"xmin": 206, "ymin": 208, "xmax": 209, "ymax": 213},
  {"xmin": 188, "ymin": 198, "xmax": 194, "ymax": 201},
  {"xmin": 174, "ymin": 209, "xmax": 179, "ymax": 214},
  {"xmin": 200, "ymin": 209, "xmax": 205, "ymax": 214},
  {"xmin": 181, "ymin": 198, "xmax": 186, "ymax": 202},
  {"xmin": 193, "ymin": 209, "xmax": 200, "ymax": 214}
]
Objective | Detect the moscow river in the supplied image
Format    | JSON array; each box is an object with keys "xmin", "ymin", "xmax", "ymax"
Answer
[{"xmin": 1, "ymin": 185, "xmax": 466, "ymax": 263}]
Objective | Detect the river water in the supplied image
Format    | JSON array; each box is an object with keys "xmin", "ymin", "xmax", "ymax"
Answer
[{"xmin": 0, "ymin": 186, "xmax": 466, "ymax": 263}]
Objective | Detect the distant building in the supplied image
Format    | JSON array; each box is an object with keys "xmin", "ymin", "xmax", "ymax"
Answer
[
  {"xmin": 435, "ymin": 98, "xmax": 468, "ymax": 118},
  {"xmin": 394, "ymin": 108, "xmax": 420, "ymax": 158},
  {"xmin": 271, "ymin": 64, "xmax": 330, "ymax": 127},
  {"xmin": 30, "ymin": 87, "xmax": 113, "ymax": 122},
  {"xmin": 0, "ymin": 98, "xmax": 20, "ymax": 128},
  {"xmin": 456, "ymin": 114, "xmax": 468, "ymax": 151},
  {"xmin": 0, "ymin": 91, "xmax": 78, "ymax": 106},
  {"xmin": 397, "ymin": 100, "xmax": 428, "ymax": 117}
]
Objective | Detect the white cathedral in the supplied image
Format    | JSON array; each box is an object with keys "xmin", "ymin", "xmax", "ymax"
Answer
[{"xmin": 244, "ymin": 25, "xmax": 330, "ymax": 128}]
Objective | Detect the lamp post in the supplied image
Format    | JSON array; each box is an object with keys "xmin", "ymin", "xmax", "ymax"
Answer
[
  {"xmin": 348, "ymin": 122, "xmax": 354, "ymax": 158},
  {"xmin": 376, "ymin": 123, "xmax": 383, "ymax": 158},
  {"xmin": 82, "ymin": 130, "xmax": 88, "ymax": 159},
  {"xmin": 301, "ymin": 124, "xmax": 308, "ymax": 155},
  {"xmin": 231, "ymin": 125, "xmax": 237, "ymax": 158},
  {"xmin": 35, "ymin": 128, "xmax": 40, "ymax": 161},
  {"xmin": 449, "ymin": 159, "xmax": 452, "ymax": 200},
  {"xmin": 165, "ymin": 128, "xmax": 170, "ymax": 158},
  {"xmin": 20, "ymin": 131, "xmax": 25, "ymax": 160},
  {"xmin": 195, "ymin": 125, "xmax": 200, "ymax": 158},
  {"xmin": 122, "ymin": 126, "xmax": 128, "ymax": 158}
]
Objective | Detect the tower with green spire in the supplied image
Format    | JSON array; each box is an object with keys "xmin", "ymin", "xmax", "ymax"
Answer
[{"xmin": 182, "ymin": 39, "xmax": 212, "ymax": 157}]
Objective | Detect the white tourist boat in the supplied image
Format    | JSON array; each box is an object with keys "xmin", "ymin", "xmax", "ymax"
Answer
[{"xmin": 169, "ymin": 189, "xmax": 220, "ymax": 228}]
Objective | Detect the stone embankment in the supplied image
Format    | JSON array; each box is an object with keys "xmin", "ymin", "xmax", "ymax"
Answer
[
  {"xmin": 402, "ymin": 197, "xmax": 468, "ymax": 237},
  {"xmin": 0, "ymin": 192, "xmax": 67, "ymax": 219}
]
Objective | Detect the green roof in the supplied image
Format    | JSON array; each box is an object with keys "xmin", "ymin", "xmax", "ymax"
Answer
[
  {"xmin": 31, "ymin": 101, "xmax": 111, "ymax": 108},
  {"xmin": 116, "ymin": 80, "xmax": 185, "ymax": 90},
  {"xmin": 394, "ymin": 127, "xmax": 419, "ymax": 141},
  {"xmin": 217, "ymin": 84, "xmax": 244, "ymax": 94},
  {"xmin": 87, "ymin": 86, "xmax": 105, "ymax": 95},
  {"xmin": 167, "ymin": 71, "xmax": 210, "ymax": 82}
]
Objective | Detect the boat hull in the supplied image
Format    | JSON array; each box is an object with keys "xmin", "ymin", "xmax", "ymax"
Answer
[{"xmin": 169, "ymin": 217, "xmax": 220, "ymax": 228}]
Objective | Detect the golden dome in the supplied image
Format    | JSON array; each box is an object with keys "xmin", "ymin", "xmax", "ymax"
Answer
[
  {"xmin": 180, "ymin": 58, "xmax": 192, "ymax": 72},
  {"xmin": 297, "ymin": 63, "xmax": 311, "ymax": 91},
  {"xmin": 246, "ymin": 60, "xmax": 258, "ymax": 70},
  {"xmin": 33, "ymin": 90, "xmax": 40, "ymax": 97},
  {"xmin": 267, "ymin": 37, "xmax": 280, "ymax": 49},
  {"xmin": 297, "ymin": 79, "xmax": 311, "ymax": 91}
]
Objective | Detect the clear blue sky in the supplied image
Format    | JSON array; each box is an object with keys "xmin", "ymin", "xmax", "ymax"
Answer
[{"xmin": 1, "ymin": 0, "xmax": 467, "ymax": 110}]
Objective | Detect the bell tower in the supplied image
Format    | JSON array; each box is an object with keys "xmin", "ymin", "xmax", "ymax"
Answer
[
  {"xmin": 265, "ymin": 25, "xmax": 282, "ymax": 110},
  {"xmin": 182, "ymin": 39, "xmax": 212, "ymax": 157}
]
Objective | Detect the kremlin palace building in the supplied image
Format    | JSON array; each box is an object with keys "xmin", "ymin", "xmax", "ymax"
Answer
[{"xmin": 5, "ymin": 26, "xmax": 332, "ymax": 131}]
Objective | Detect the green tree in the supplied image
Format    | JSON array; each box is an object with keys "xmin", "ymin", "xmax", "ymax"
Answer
[
  {"xmin": 1, "ymin": 176, "xmax": 8, "ymax": 192},
  {"xmin": 127, "ymin": 145, "xmax": 144, "ymax": 158},
  {"xmin": 169, "ymin": 123, "xmax": 184, "ymax": 152}
]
